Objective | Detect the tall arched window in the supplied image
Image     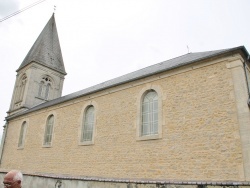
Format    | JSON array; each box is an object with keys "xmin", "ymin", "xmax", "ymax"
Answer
[
  {"xmin": 81, "ymin": 106, "xmax": 95, "ymax": 142},
  {"xmin": 141, "ymin": 90, "xmax": 158, "ymax": 136},
  {"xmin": 43, "ymin": 115, "xmax": 54, "ymax": 146},
  {"xmin": 15, "ymin": 75, "xmax": 27, "ymax": 103},
  {"xmin": 45, "ymin": 83, "xmax": 51, "ymax": 100},
  {"xmin": 18, "ymin": 121, "xmax": 27, "ymax": 148},
  {"xmin": 38, "ymin": 81, "xmax": 44, "ymax": 97},
  {"xmin": 38, "ymin": 76, "xmax": 52, "ymax": 100}
]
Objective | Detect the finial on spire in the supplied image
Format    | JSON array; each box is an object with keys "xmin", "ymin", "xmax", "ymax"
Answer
[
  {"xmin": 53, "ymin": 5, "xmax": 56, "ymax": 14},
  {"xmin": 187, "ymin": 45, "xmax": 190, "ymax": 53}
]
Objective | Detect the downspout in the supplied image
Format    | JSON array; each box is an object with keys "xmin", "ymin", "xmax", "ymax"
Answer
[{"xmin": 0, "ymin": 121, "xmax": 8, "ymax": 165}]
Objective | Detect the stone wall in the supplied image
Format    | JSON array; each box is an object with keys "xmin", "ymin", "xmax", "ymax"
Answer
[{"xmin": 1, "ymin": 54, "xmax": 249, "ymax": 181}]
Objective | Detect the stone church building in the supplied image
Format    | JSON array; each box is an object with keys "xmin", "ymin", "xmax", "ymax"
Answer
[{"xmin": 0, "ymin": 14, "xmax": 250, "ymax": 187}]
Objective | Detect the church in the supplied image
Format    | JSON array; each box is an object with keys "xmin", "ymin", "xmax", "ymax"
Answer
[{"xmin": 0, "ymin": 14, "xmax": 250, "ymax": 187}]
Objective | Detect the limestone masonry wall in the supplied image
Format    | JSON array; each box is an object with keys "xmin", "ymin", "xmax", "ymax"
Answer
[{"xmin": 1, "ymin": 55, "xmax": 247, "ymax": 182}]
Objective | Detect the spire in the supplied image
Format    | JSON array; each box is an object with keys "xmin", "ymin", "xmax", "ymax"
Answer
[{"xmin": 17, "ymin": 14, "xmax": 66, "ymax": 75}]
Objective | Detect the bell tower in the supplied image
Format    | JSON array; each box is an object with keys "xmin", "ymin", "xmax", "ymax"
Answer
[{"xmin": 8, "ymin": 14, "xmax": 66, "ymax": 116}]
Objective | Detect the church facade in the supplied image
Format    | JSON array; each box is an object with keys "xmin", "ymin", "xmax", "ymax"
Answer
[{"xmin": 1, "ymin": 14, "xmax": 250, "ymax": 187}]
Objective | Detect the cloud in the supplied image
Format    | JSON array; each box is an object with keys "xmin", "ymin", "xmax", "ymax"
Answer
[{"xmin": 0, "ymin": 0, "xmax": 20, "ymax": 17}]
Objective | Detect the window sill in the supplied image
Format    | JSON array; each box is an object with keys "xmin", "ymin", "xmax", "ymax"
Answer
[
  {"xmin": 42, "ymin": 144, "xmax": 52, "ymax": 148},
  {"xmin": 35, "ymin": 96, "xmax": 48, "ymax": 101},
  {"xmin": 136, "ymin": 134, "xmax": 162, "ymax": 141},
  {"xmin": 79, "ymin": 141, "xmax": 94, "ymax": 146}
]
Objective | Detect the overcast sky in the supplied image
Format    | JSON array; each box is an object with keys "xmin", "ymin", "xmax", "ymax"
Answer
[{"xmin": 0, "ymin": 0, "xmax": 250, "ymax": 137}]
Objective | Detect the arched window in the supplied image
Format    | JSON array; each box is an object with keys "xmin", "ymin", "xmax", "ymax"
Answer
[
  {"xmin": 141, "ymin": 90, "xmax": 158, "ymax": 136},
  {"xmin": 81, "ymin": 106, "xmax": 95, "ymax": 142},
  {"xmin": 38, "ymin": 76, "xmax": 52, "ymax": 100},
  {"xmin": 38, "ymin": 81, "xmax": 44, "ymax": 97},
  {"xmin": 43, "ymin": 115, "xmax": 54, "ymax": 146},
  {"xmin": 18, "ymin": 121, "xmax": 27, "ymax": 148},
  {"xmin": 45, "ymin": 83, "xmax": 51, "ymax": 100},
  {"xmin": 136, "ymin": 86, "xmax": 163, "ymax": 141},
  {"xmin": 15, "ymin": 75, "xmax": 27, "ymax": 103}
]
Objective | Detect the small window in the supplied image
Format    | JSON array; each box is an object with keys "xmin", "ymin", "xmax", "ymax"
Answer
[
  {"xmin": 38, "ymin": 76, "xmax": 52, "ymax": 100},
  {"xmin": 45, "ymin": 83, "xmax": 51, "ymax": 100},
  {"xmin": 141, "ymin": 90, "xmax": 158, "ymax": 136},
  {"xmin": 81, "ymin": 106, "xmax": 95, "ymax": 142},
  {"xmin": 38, "ymin": 81, "xmax": 44, "ymax": 97},
  {"xmin": 43, "ymin": 115, "xmax": 54, "ymax": 146},
  {"xmin": 18, "ymin": 121, "xmax": 27, "ymax": 148},
  {"xmin": 15, "ymin": 74, "xmax": 27, "ymax": 103}
]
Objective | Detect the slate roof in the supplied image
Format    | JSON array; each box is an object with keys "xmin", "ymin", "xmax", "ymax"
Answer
[
  {"xmin": 16, "ymin": 14, "xmax": 66, "ymax": 75},
  {"xmin": 7, "ymin": 46, "xmax": 249, "ymax": 120}
]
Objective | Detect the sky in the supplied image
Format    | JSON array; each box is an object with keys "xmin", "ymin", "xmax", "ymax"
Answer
[{"xmin": 0, "ymin": 0, "xmax": 250, "ymax": 138}]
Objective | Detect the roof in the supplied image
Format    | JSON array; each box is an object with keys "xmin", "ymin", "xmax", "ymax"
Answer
[
  {"xmin": 16, "ymin": 14, "xmax": 66, "ymax": 75},
  {"xmin": 7, "ymin": 46, "xmax": 249, "ymax": 120}
]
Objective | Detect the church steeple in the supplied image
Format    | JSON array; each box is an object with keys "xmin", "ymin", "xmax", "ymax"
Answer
[
  {"xmin": 17, "ymin": 14, "xmax": 66, "ymax": 74},
  {"xmin": 8, "ymin": 14, "xmax": 66, "ymax": 116}
]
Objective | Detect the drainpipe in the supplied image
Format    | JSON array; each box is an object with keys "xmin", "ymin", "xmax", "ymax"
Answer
[{"xmin": 0, "ymin": 121, "xmax": 8, "ymax": 165}]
